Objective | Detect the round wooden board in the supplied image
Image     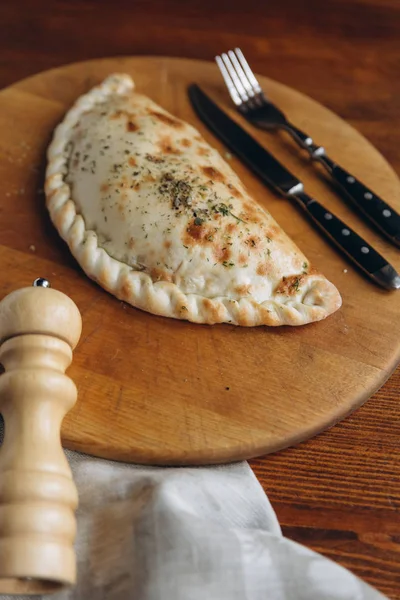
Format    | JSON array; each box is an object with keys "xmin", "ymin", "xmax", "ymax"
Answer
[{"xmin": 1, "ymin": 56, "xmax": 400, "ymax": 465}]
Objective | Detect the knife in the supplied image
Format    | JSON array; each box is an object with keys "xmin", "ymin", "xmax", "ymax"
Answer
[{"xmin": 188, "ymin": 84, "xmax": 400, "ymax": 291}]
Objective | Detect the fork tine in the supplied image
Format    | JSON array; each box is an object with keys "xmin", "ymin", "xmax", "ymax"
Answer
[
  {"xmin": 227, "ymin": 49, "xmax": 255, "ymax": 98},
  {"xmin": 215, "ymin": 55, "xmax": 242, "ymax": 106},
  {"xmin": 220, "ymin": 52, "xmax": 250, "ymax": 104},
  {"xmin": 234, "ymin": 48, "xmax": 263, "ymax": 95}
]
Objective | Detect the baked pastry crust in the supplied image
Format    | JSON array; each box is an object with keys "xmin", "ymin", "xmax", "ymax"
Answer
[{"xmin": 45, "ymin": 74, "xmax": 341, "ymax": 326}]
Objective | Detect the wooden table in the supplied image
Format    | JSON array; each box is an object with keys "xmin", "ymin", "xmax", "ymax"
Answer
[{"xmin": 0, "ymin": 0, "xmax": 399, "ymax": 596}]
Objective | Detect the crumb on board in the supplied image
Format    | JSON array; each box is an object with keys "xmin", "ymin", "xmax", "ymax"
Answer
[
  {"xmin": 29, "ymin": 245, "xmax": 36, "ymax": 252},
  {"xmin": 343, "ymin": 269, "xmax": 348, "ymax": 273},
  {"xmin": 224, "ymin": 152, "xmax": 232, "ymax": 160}
]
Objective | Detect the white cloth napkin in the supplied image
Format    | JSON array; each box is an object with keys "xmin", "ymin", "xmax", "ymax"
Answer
[{"xmin": 0, "ymin": 448, "xmax": 388, "ymax": 600}]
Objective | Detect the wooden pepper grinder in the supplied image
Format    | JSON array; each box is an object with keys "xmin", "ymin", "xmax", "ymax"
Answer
[{"xmin": 0, "ymin": 278, "xmax": 82, "ymax": 595}]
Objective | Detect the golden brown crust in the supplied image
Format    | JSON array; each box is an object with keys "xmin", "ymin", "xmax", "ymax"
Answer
[{"xmin": 45, "ymin": 74, "xmax": 342, "ymax": 327}]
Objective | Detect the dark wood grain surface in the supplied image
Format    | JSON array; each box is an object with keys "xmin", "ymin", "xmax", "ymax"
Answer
[{"xmin": 0, "ymin": 0, "xmax": 399, "ymax": 597}]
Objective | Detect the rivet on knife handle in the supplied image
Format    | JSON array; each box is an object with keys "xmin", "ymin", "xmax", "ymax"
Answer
[
  {"xmin": 293, "ymin": 191, "xmax": 400, "ymax": 290},
  {"xmin": 188, "ymin": 85, "xmax": 400, "ymax": 290},
  {"xmin": 286, "ymin": 124, "xmax": 400, "ymax": 248}
]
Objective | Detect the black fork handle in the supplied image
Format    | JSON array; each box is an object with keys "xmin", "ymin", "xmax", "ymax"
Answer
[{"xmin": 284, "ymin": 123, "xmax": 400, "ymax": 248}]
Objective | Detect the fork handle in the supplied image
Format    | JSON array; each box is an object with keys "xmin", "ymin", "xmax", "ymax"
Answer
[
  {"xmin": 286, "ymin": 124, "xmax": 400, "ymax": 248},
  {"xmin": 291, "ymin": 191, "xmax": 400, "ymax": 290},
  {"xmin": 285, "ymin": 124, "xmax": 326, "ymax": 158}
]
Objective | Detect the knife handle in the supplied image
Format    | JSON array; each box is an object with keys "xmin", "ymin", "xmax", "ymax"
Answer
[
  {"xmin": 292, "ymin": 191, "xmax": 400, "ymax": 290},
  {"xmin": 286, "ymin": 124, "xmax": 400, "ymax": 248}
]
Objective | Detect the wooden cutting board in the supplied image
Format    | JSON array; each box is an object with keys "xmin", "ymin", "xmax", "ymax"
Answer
[{"xmin": 1, "ymin": 56, "xmax": 400, "ymax": 465}]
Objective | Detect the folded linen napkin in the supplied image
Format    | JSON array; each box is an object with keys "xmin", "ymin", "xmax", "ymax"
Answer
[{"xmin": 0, "ymin": 445, "xmax": 388, "ymax": 600}]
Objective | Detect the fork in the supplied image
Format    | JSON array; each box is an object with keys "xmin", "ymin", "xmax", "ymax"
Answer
[{"xmin": 216, "ymin": 48, "xmax": 400, "ymax": 249}]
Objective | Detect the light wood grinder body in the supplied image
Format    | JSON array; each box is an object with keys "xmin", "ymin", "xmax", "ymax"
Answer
[{"xmin": 0, "ymin": 280, "xmax": 82, "ymax": 594}]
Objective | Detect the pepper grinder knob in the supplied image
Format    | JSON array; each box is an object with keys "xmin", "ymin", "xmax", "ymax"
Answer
[{"xmin": 0, "ymin": 280, "xmax": 82, "ymax": 594}]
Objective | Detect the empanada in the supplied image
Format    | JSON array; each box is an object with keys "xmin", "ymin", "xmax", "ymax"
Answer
[{"xmin": 45, "ymin": 74, "xmax": 341, "ymax": 326}]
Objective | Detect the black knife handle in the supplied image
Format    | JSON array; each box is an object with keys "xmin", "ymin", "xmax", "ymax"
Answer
[
  {"xmin": 292, "ymin": 191, "xmax": 400, "ymax": 290},
  {"xmin": 286, "ymin": 124, "xmax": 400, "ymax": 248}
]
